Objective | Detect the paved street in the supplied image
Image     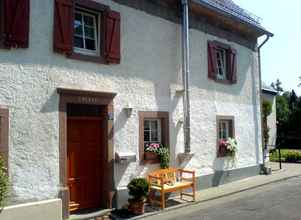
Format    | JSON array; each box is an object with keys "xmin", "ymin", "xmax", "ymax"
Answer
[{"xmin": 145, "ymin": 176, "xmax": 301, "ymax": 220}]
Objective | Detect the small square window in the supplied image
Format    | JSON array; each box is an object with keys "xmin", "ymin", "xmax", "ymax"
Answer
[
  {"xmin": 217, "ymin": 117, "xmax": 234, "ymax": 140},
  {"xmin": 73, "ymin": 8, "xmax": 100, "ymax": 56},
  {"xmin": 139, "ymin": 112, "xmax": 169, "ymax": 164}
]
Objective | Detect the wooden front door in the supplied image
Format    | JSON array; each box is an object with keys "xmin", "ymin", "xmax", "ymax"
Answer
[{"xmin": 67, "ymin": 117, "xmax": 105, "ymax": 212}]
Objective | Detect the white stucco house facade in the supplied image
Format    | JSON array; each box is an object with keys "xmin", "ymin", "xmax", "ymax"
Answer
[{"xmin": 0, "ymin": 0, "xmax": 273, "ymax": 219}]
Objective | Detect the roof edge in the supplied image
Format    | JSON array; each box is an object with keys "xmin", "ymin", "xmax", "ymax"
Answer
[{"xmin": 191, "ymin": 0, "xmax": 274, "ymax": 37}]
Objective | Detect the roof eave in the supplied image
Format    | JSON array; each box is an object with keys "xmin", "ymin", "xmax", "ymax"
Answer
[{"xmin": 191, "ymin": 0, "xmax": 274, "ymax": 38}]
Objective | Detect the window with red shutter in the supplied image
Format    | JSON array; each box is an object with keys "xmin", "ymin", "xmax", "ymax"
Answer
[
  {"xmin": 207, "ymin": 41, "xmax": 237, "ymax": 84},
  {"xmin": 0, "ymin": 0, "xmax": 30, "ymax": 49},
  {"xmin": 53, "ymin": 0, "xmax": 121, "ymax": 64},
  {"xmin": 104, "ymin": 10, "xmax": 121, "ymax": 64}
]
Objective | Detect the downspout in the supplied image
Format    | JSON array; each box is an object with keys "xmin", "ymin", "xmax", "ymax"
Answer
[
  {"xmin": 257, "ymin": 34, "xmax": 272, "ymax": 174},
  {"xmin": 181, "ymin": 0, "xmax": 191, "ymax": 153}
]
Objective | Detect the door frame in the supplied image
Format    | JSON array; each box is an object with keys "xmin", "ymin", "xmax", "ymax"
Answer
[{"xmin": 57, "ymin": 88, "xmax": 116, "ymax": 219}]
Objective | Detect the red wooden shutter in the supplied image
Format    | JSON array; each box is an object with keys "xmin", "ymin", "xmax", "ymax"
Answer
[
  {"xmin": 208, "ymin": 41, "xmax": 217, "ymax": 80},
  {"xmin": 228, "ymin": 48, "xmax": 237, "ymax": 84},
  {"xmin": 53, "ymin": 0, "xmax": 74, "ymax": 55},
  {"xmin": 3, "ymin": 0, "xmax": 30, "ymax": 48},
  {"xmin": 104, "ymin": 10, "xmax": 121, "ymax": 64}
]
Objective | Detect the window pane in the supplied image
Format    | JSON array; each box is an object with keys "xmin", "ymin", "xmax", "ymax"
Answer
[
  {"xmin": 74, "ymin": 13, "xmax": 83, "ymax": 36},
  {"xmin": 75, "ymin": 13, "xmax": 82, "ymax": 23},
  {"xmin": 74, "ymin": 24, "xmax": 82, "ymax": 36},
  {"xmin": 85, "ymin": 26, "xmax": 95, "ymax": 39},
  {"xmin": 151, "ymin": 130, "xmax": 159, "ymax": 142},
  {"xmin": 144, "ymin": 120, "xmax": 150, "ymax": 130},
  {"xmin": 84, "ymin": 15, "xmax": 94, "ymax": 26},
  {"xmin": 74, "ymin": 36, "xmax": 84, "ymax": 48},
  {"xmin": 85, "ymin": 39, "xmax": 96, "ymax": 50},
  {"xmin": 144, "ymin": 131, "xmax": 150, "ymax": 142},
  {"xmin": 150, "ymin": 120, "xmax": 158, "ymax": 131}
]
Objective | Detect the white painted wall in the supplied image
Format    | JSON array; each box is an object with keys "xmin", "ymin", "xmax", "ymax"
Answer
[
  {"xmin": 0, "ymin": 0, "xmax": 262, "ymax": 205},
  {"xmin": 262, "ymin": 93, "xmax": 277, "ymax": 147}
]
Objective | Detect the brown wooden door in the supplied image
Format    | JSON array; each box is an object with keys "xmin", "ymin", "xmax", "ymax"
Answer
[{"xmin": 67, "ymin": 117, "xmax": 105, "ymax": 212}]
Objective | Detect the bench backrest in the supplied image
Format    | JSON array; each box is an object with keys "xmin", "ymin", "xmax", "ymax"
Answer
[{"xmin": 149, "ymin": 167, "xmax": 178, "ymax": 184}]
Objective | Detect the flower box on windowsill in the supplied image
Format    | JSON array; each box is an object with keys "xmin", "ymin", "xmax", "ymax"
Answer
[
  {"xmin": 217, "ymin": 138, "xmax": 237, "ymax": 158},
  {"xmin": 144, "ymin": 152, "xmax": 159, "ymax": 163}
]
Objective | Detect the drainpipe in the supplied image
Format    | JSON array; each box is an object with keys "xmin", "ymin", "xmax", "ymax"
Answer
[
  {"xmin": 258, "ymin": 34, "xmax": 272, "ymax": 174},
  {"xmin": 181, "ymin": 0, "xmax": 191, "ymax": 153}
]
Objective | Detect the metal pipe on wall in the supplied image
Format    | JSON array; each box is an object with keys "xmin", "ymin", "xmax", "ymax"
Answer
[
  {"xmin": 181, "ymin": 0, "xmax": 191, "ymax": 153},
  {"xmin": 258, "ymin": 34, "xmax": 272, "ymax": 174}
]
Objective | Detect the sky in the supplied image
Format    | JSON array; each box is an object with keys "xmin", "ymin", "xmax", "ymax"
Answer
[{"xmin": 233, "ymin": 0, "xmax": 301, "ymax": 95}]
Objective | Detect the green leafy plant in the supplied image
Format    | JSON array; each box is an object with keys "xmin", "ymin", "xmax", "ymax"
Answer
[
  {"xmin": 156, "ymin": 147, "xmax": 170, "ymax": 169},
  {"xmin": 270, "ymin": 149, "xmax": 301, "ymax": 163},
  {"xmin": 262, "ymin": 100, "xmax": 272, "ymax": 146},
  {"xmin": 0, "ymin": 156, "xmax": 9, "ymax": 208},
  {"xmin": 127, "ymin": 178, "xmax": 149, "ymax": 202}
]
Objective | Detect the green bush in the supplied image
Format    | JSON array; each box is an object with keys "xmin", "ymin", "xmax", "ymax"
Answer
[
  {"xmin": 127, "ymin": 178, "xmax": 149, "ymax": 202},
  {"xmin": 0, "ymin": 156, "xmax": 9, "ymax": 208},
  {"xmin": 270, "ymin": 149, "xmax": 301, "ymax": 163}
]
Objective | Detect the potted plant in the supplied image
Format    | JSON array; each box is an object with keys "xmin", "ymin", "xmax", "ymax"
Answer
[
  {"xmin": 157, "ymin": 147, "xmax": 170, "ymax": 169},
  {"xmin": 127, "ymin": 178, "xmax": 149, "ymax": 215},
  {"xmin": 218, "ymin": 138, "xmax": 238, "ymax": 157},
  {"xmin": 144, "ymin": 143, "xmax": 161, "ymax": 163}
]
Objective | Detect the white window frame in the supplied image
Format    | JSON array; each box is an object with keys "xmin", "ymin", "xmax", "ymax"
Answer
[
  {"xmin": 143, "ymin": 119, "xmax": 162, "ymax": 144},
  {"xmin": 73, "ymin": 7, "xmax": 101, "ymax": 56},
  {"xmin": 216, "ymin": 48, "xmax": 227, "ymax": 80}
]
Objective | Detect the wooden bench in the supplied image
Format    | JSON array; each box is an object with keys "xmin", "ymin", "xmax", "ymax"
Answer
[{"xmin": 148, "ymin": 167, "xmax": 196, "ymax": 209}]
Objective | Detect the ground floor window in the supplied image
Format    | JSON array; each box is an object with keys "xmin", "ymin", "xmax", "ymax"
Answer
[
  {"xmin": 139, "ymin": 111, "xmax": 169, "ymax": 164},
  {"xmin": 144, "ymin": 119, "xmax": 162, "ymax": 145},
  {"xmin": 217, "ymin": 116, "xmax": 234, "ymax": 140},
  {"xmin": 217, "ymin": 116, "xmax": 235, "ymax": 157}
]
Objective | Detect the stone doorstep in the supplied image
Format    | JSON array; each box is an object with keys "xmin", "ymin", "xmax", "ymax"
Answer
[{"xmin": 68, "ymin": 209, "xmax": 112, "ymax": 220}]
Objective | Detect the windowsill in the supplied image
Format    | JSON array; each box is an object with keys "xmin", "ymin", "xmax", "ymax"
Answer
[{"xmin": 68, "ymin": 51, "xmax": 106, "ymax": 64}]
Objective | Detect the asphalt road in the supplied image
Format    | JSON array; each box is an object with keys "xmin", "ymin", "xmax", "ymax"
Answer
[{"xmin": 146, "ymin": 176, "xmax": 301, "ymax": 220}]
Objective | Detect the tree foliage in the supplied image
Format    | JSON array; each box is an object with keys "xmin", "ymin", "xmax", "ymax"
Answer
[{"xmin": 275, "ymin": 83, "xmax": 301, "ymax": 148}]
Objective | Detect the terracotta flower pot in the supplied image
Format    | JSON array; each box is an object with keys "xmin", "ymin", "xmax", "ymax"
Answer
[
  {"xmin": 144, "ymin": 152, "xmax": 159, "ymax": 163},
  {"xmin": 128, "ymin": 200, "xmax": 145, "ymax": 215}
]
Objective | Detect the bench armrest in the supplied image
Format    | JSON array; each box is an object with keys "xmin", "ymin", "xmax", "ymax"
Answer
[
  {"xmin": 178, "ymin": 169, "xmax": 195, "ymax": 183},
  {"xmin": 148, "ymin": 175, "xmax": 164, "ymax": 188}
]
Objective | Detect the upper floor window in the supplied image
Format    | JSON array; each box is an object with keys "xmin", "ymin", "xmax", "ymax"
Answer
[
  {"xmin": 0, "ymin": 0, "xmax": 30, "ymax": 49},
  {"xmin": 74, "ymin": 8, "xmax": 100, "ymax": 56},
  {"xmin": 208, "ymin": 41, "xmax": 237, "ymax": 84},
  {"xmin": 216, "ymin": 48, "xmax": 227, "ymax": 80},
  {"xmin": 53, "ymin": 0, "xmax": 121, "ymax": 64}
]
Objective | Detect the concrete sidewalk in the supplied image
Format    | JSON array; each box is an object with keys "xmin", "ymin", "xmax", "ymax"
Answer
[{"xmin": 127, "ymin": 162, "xmax": 301, "ymax": 220}]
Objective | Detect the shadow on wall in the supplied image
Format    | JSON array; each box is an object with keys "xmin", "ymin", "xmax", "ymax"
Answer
[
  {"xmin": 40, "ymin": 91, "xmax": 59, "ymax": 113},
  {"xmin": 212, "ymin": 157, "xmax": 236, "ymax": 186}
]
